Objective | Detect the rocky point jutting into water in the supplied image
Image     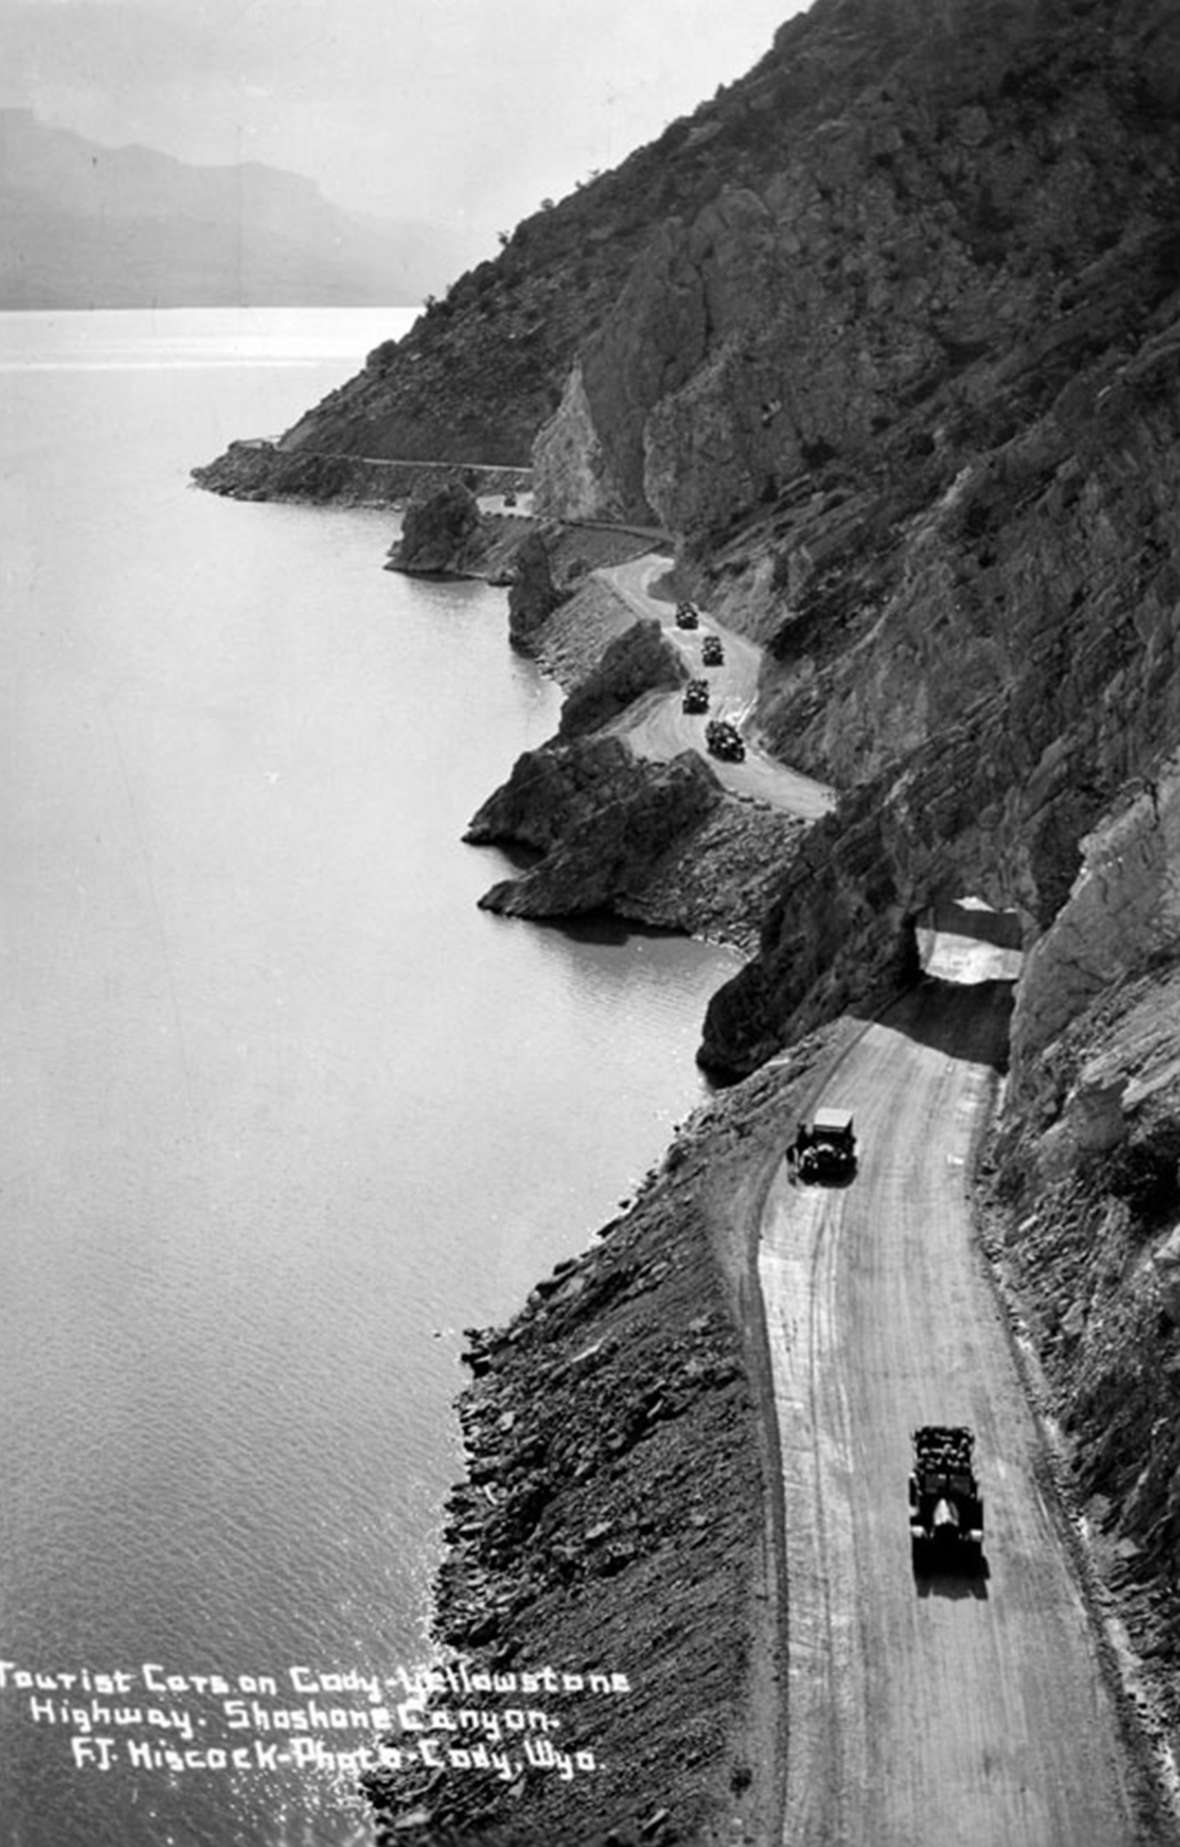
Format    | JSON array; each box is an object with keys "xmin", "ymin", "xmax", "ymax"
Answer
[{"xmin": 196, "ymin": 0, "xmax": 1180, "ymax": 1839}]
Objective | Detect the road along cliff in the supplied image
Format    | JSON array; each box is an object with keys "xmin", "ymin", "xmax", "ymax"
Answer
[
  {"xmin": 359, "ymin": 918, "xmax": 1179, "ymax": 1843},
  {"xmin": 382, "ymin": 498, "xmax": 1179, "ymax": 1839},
  {"xmin": 762, "ymin": 973, "xmax": 1160, "ymax": 1846},
  {"xmin": 464, "ymin": 539, "xmax": 833, "ymax": 947}
]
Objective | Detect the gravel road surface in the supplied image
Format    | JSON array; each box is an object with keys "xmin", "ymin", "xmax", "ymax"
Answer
[{"xmin": 759, "ymin": 972, "xmax": 1151, "ymax": 1845}]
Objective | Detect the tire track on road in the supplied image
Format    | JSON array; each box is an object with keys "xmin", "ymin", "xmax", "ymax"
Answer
[{"xmin": 760, "ymin": 981, "xmax": 1153, "ymax": 1846}]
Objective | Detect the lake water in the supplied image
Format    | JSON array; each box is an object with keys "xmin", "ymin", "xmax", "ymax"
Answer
[{"xmin": 0, "ymin": 308, "xmax": 739, "ymax": 1847}]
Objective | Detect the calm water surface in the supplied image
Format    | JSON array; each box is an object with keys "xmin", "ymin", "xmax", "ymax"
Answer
[{"xmin": 0, "ymin": 309, "xmax": 739, "ymax": 1846}]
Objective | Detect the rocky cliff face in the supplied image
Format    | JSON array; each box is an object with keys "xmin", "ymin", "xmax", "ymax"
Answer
[
  {"xmin": 699, "ymin": 283, "xmax": 1180, "ymax": 1075},
  {"xmin": 194, "ymin": 60, "xmax": 794, "ymax": 480},
  {"xmin": 1010, "ymin": 757, "xmax": 1180, "ymax": 1106},
  {"xmin": 979, "ymin": 962, "xmax": 1180, "ymax": 1759},
  {"xmin": 193, "ymin": 0, "xmax": 1174, "ymax": 506},
  {"xmin": 532, "ymin": 0, "xmax": 1180, "ymax": 530}
]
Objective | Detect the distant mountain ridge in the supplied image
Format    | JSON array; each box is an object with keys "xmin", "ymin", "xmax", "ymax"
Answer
[{"xmin": 0, "ymin": 109, "xmax": 474, "ymax": 308}]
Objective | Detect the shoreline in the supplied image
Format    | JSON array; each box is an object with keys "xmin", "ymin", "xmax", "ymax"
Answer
[
  {"xmin": 357, "ymin": 512, "xmax": 810, "ymax": 1843},
  {"xmin": 361, "ymin": 1034, "xmax": 862, "ymax": 1845}
]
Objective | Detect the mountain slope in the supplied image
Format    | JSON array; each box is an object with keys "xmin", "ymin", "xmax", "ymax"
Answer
[
  {"xmin": 197, "ymin": 0, "xmax": 1180, "ymax": 1086},
  {"xmin": 0, "ymin": 109, "xmax": 473, "ymax": 307}
]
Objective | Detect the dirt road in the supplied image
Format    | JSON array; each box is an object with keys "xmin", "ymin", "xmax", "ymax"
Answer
[
  {"xmin": 759, "ymin": 977, "xmax": 1152, "ymax": 1846},
  {"xmin": 600, "ymin": 557, "xmax": 835, "ymax": 820}
]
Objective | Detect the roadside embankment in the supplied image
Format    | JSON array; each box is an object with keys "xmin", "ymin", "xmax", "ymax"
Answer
[
  {"xmin": 361, "ymin": 1025, "xmax": 856, "ymax": 1846},
  {"xmin": 980, "ymin": 962, "xmax": 1180, "ymax": 1798}
]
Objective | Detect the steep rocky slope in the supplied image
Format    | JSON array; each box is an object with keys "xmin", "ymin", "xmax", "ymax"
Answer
[
  {"xmin": 195, "ymin": 0, "xmax": 1180, "ymax": 511},
  {"xmin": 196, "ymin": 0, "xmax": 1180, "ymax": 1102},
  {"xmin": 360, "ymin": 1031, "xmax": 852, "ymax": 1847},
  {"xmin": 972, "ymin": 762, "xmax": 1180, "ymax": 1707},
  {"xmin": 980, "ymin": 953, "xmax": 1180, "ymax": 1772},
  {"xmin": 698, "ymin": 281, "xmax": 1180, "ymax": 1075},
  {"xmin": 540, "ymin": 0, "xmax": 1180, "ymax": 532},
  {"xmin": 196, "ymin": 39, "xmax": 823, "ymax": 475}
]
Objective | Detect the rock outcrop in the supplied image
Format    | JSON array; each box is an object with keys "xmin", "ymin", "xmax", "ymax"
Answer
[
  {"xmin": 557, "ymin": 618, "xmax": 686, "ymax": 739},
  {"xmin": 468, "ymin": 543, "xmax": 806, "ymax": 946},
  {"xmin": 468, "ymin": 731, "xmax": 802, "ymax": 949},
  {"xmin": 1010, "ymin": 760, "xmax": 1180, "ymax": 1104},
  {"xmin": 507, "ymin": 530, "xmax": 567, "ymax": 649},
  {"xmin": 466, "ymin": 738, "xmax": 722, "ymax": 920},
  {"xmin": 388, "ymin": 473, "xmax": 481, "ymax": 575}
]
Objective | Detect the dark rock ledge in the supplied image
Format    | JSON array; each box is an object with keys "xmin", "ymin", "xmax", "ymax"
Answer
[
  {"xmin": 466, "ymin": 734, "xmax": 802, "ymax": 954},
  {"xmin": 462, "ymin": 531, "xmax": 807, "ymax": 949}
]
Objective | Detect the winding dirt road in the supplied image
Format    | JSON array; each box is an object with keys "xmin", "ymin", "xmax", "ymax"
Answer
[
  {"xmin": 600, "ymin": 557, "xmax": 835, "ymax": 820},
  {"xmin": 759, "ymin": 969, "xmax": 1150, "ymax": 1846}
]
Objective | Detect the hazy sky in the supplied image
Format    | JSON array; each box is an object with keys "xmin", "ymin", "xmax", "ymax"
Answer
[{"xmin": 3, "ymin": 0, "xmax": 811, "ymax": 252}]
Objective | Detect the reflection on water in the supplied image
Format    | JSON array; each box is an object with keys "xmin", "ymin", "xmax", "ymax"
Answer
[{"xmin": 550, "ymin": 910, "xmax": 689, "ymax": 947}]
